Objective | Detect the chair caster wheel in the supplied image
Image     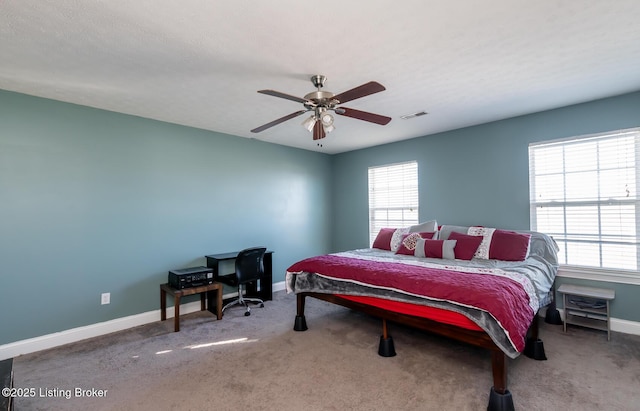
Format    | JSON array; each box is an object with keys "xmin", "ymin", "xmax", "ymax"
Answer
[
  {"xmin": 259, "ymin": 303, "xmax": 264, "ymax": 308},
  {"xmin": 244, "ymin": 311, "xmax": 251, "ymax": 316}
]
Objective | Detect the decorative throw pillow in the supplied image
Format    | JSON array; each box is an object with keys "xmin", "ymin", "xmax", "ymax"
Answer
[
  {"xmin": 416, "ymin": 239, "xmax": 457, "ymax": 259},
  {"xmin": 409, "ymin": 219, "xmax": 438, "ymax": 233},
  {"xmin": 390, "ymin": 226, "xmax": 411, "ymax": 252},
  {"xmin": 396, "ymin": 232, "xmax": 437, "ymax": 255},
  {"xmin": 448, "ymin": 231, "xmax": 484, "ymax": 260},
  {"xmin": 467, "ymin": 226, "xmax": 496, "ymax": 259},
  {"xmin": 489, "ymin": 229, "xmax": 532, "ymax": 261},
  {"xmin": 372, "ymin": 228, "xmax": 397, "ymax": 250}
]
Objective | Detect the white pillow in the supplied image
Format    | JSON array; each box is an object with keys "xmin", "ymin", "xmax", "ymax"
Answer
[{"xmin": 409, "ymin": 219, "xmax": 438, "ymax": 233}]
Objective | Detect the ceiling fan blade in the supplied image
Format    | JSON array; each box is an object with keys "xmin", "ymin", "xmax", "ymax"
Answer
[
  {"xmin": 336, "ymin": 107, "xmax": 392, "ymax": 125},
  {"xmin": 257, "ymin": 90, "xmax": 309, "ymax": 104},
  {"xmin": 251, "ymin": 110, "xmax": 308, "ymax": 133},
  {"xmin": 313, "ymin": 121, "xmax": 326, "ymax": 140},
  {"xmin": 332, "ymin": 81, "xmax": 386, "ymax": 104}
]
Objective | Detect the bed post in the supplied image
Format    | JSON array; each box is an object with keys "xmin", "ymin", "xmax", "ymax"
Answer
[
  {"xmin": 523, "ymin": 313, "xmax": 547, "ymax": 360},
  {"xmin": 293, "ymin": 293, "xmax": 308, "ymax": 331},
  {"xmin": 378, "ymin": 318, "xmax": 396, "ymax": 357},
  {"xmin": 545, "ymin": 280, "xmax": 563, "ymax": 325},
  {"xmin": 487, "ymin": 351, "xmax": 514, "ymax": 411}
]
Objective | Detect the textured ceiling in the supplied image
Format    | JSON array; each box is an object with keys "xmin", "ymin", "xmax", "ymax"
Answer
[{"xmin": 1, "ymin": 1, "xmax": 640, "ymax": 154}]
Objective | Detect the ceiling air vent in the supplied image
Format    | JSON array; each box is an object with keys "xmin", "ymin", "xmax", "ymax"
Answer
[{"xmin": 400, "ymin": 111, "xmax": 428, "ymax": 120}]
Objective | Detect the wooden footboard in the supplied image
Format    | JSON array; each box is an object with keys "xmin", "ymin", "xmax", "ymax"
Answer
[{"xmin": 295, "ymin": 292, "xmax": 517, "ymax": 408}]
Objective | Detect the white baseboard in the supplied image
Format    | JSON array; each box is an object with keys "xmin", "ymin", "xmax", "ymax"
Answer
[
  {"xmin": 0, "ymin": 281, "xmax": 287, "ymax": 361},
  {"xmin": 611, "ymin": 317, "xmax": 640, "ymax": 335},
  {"xmin": 272, "ymin": 280, "xmax": 286, "ymax": 293}
]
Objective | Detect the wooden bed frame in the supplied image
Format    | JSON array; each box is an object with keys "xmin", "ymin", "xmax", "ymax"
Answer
[{"xmin": 293, "ymin": 292, "xmax": 547, "ymax": 411}]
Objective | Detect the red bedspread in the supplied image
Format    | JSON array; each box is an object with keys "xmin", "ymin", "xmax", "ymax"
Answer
[{"xmin": 287, "ymin": 254, "xmax": 535, "ymax": 352}]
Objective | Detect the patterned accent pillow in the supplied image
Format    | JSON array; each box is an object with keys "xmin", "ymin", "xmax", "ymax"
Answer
[
  {"xmin": 396, "ymin": 232, "xmax": 437, "ymax": 255},
  {"xmin": 467, "ymin": 226, "xmax": 496, "ymax": 259},
  {"xmin": 390, "ymin": 227, "xmax": 410, "ymax": 252}
]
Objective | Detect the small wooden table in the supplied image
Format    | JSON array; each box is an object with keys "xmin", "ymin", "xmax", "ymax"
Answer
[
  {"xmin": 558, "ymin": 283, "xmax": 615, "ymax": 340},
  {"xmin": 160, "ymin": 282, "xmax": 222, "ymax": 332}
]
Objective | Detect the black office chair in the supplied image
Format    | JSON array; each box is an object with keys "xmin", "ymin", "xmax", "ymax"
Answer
[{"xmin": 219, "ymin": 247, "xmax": 267, "ymax": 316}]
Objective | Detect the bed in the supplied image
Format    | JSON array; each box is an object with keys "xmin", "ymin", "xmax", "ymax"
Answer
[{"xmin": 285, "ymin": 223, "xmax": 559, "ymax": 411}]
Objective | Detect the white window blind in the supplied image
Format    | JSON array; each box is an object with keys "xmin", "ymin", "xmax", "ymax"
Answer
[
  {"xmin": 368, "ymin": 161, "xmax": 419, "ymax": 246},
  {"xmin": 529, "ymin": 127, "xmax": 640, "ymax": 273}
]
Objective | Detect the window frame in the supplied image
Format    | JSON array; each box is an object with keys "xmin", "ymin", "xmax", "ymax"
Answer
[
  {"xmin": 529, "ymin": 127, "xmax": 640, "ymax": 285},
  {"xmin": 368, "ymin": 161, "xmax": 419, "ymax": 246}
]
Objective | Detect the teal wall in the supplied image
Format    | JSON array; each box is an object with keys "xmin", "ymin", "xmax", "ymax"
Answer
[
  {"xmin": 2, "ymin": 89, "xmax": 639, "ymax": 346},
  {"xmin": 331, "ymin": 91, "xmax": 640, "ymax": 322},
  {"xmin": 0, "ymin": 90, "xmax": 332, "ymax": 345}
]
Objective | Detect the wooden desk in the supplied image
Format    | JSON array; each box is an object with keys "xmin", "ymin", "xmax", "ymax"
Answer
[
  {"xmin": 205, "ymin": 250, "xmax": 274, "ymax": 302},
  {"xmin": 160, "ymin": 282, "xmax": 222, "ymax": 332}
]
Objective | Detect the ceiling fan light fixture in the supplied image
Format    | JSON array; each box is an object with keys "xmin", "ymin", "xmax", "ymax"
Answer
[
  {"xmin": 301, "ymin": 115, "xmax": 316, "ymax": 132},
  {"xmin": 320, "ymin": 112, "xmax": 334, "ymax": 126},
  {"xmin": 323, "ymin": 123, "xmax": 335, "ymax": 134}
]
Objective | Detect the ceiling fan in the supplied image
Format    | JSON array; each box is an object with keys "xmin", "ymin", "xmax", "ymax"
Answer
[{"xmin": 250, "ymin": 75, "xmax": 392, "ymax": 141}]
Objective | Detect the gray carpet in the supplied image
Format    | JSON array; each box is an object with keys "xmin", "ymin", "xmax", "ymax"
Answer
[{"xmin": 12, "ymin": 291, "xmax": 640, "ymax": 411}]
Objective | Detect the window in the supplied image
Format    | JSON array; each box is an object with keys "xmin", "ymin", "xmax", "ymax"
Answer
[
  {"xmin": 368, "ymin": 161, "xmax": 419, "ymax": 246},
  {"xmin": 529, "ymin": 127, "xmax": 640, "ymax": 272}
]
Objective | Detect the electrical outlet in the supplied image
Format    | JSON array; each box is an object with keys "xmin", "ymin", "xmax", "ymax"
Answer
[{"xmin": 101, "ymin": 292, "xmax": 110, "ymax": 305}]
